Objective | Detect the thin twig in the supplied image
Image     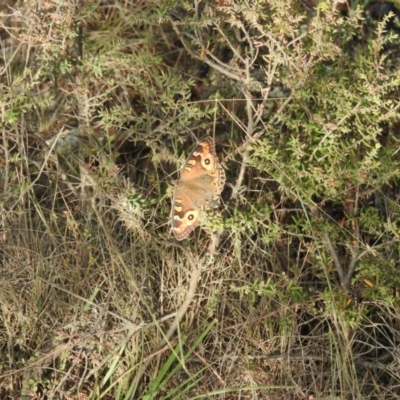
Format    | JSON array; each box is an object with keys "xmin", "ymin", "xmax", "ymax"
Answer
[
  {"xmin": 170, "ymin": 20, "xmax": 244, "ymax": 83},
  {"xmin": 230, "ymin": 149, "xmax": 248, "ymax": 201},
  {"xmin": 131, "ymin": 250, "xmax": 203, "ymax": 392},
  {"xmin": 323, "ymin": 233, "xmax": 345, "ymax": 287},
  {"xmin": 343, "ymin": 184, "xmax": 360, "ymax": 288}
]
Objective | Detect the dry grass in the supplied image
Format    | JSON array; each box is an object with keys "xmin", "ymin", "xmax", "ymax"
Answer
[{"xmin": 1, "ymin": 0, "xmax": 400, "ymax": 399}]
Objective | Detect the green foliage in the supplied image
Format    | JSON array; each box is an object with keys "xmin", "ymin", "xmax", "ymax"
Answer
[{"xmin": 1, "ymin": 0, "xmax": 400, "ymax": 399}]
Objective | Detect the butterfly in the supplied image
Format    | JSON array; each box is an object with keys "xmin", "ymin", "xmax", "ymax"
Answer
[{"xmin": 171, "ymin": 137, "xmax": 225, "ymax": 240}]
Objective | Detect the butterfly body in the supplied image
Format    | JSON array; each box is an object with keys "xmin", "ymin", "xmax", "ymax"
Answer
[{"xmin": 171, "ymin": 137, "xmax": 225, "ymax": 240}]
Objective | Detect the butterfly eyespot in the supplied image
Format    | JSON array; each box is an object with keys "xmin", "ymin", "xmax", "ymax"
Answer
[
  {"xmin": 205, "ymin": 158, "xmax": 211, "ymax": 165},
  {"xmin": 188, "ymin": 213, "xmax": 195, "ymax": 220}
]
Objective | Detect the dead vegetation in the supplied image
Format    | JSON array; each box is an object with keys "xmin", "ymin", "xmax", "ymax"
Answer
[{"xmin": 1, "ymin": 0, "xmax": 400, "ymax": 399}]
